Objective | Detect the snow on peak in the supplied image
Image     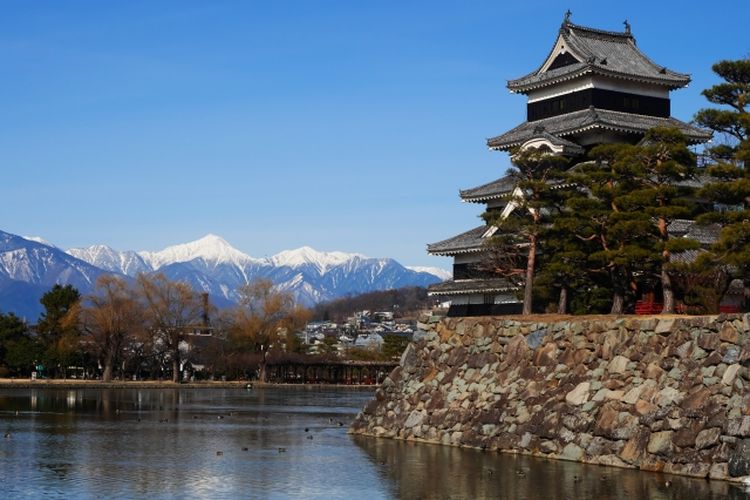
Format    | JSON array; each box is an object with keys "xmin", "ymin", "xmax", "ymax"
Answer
[
  {"xmin": 406, "ymin": 266, "xmax": 452, "ymax": 281},
  {"xmin": 140, "ymin": 234, "xmax": 260, "ymax": 269},
  {"xmin": 67, "ymin": 244, "xmax": 153, "ymax": 276},
  {"xmin": 23, "ymin": 236, "xmax": 56, "ymax": 248},
  {"xmin": 269, "ymin": 246, "xmax": 365, "ymax": 273}
]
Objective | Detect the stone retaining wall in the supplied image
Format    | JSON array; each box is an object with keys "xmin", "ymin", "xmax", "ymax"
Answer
[{"xmin": 350, "ymin": 314, "xmax": 750, "ymax": 481}]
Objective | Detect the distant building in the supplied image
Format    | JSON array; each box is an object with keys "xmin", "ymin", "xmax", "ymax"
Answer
[{"xmin": 427, "ymin": 14, "xmax": 710, "ymax": 317}]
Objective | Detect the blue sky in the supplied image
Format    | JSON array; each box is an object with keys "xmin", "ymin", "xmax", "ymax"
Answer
[{"xmin": 1, "ymin": 1, "xmax": 748, "ymax": 269}]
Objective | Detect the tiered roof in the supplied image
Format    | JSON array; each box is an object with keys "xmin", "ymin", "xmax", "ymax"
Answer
[
  {"xmin": 508, "ymin": 20, "xmax": 690, "ymax": 93},
  {"xmin": 487, "ymin": 107, "xmax": 711, "ymax": 151},
  {"xmin": 427, "ymin": 225, "xmax": 489, "ymax": 256},
  {"xmin": 427, "ymin": 16, "xmax": 714, "ymax": 307},
  {"xmin": 428, "ymin": 278, "xmax": 519, "ymax": 297},
  {"xmin": 459, "ymin": 174, "xmax": 515, "ymax": 203}
]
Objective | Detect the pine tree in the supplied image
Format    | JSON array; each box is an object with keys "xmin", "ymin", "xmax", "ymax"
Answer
[
  {"xmin": 483, "ymin": 147, "xmax": 569, "ymax": 315},
  {"xmin": 694, "ymin": 59, "xmax": 750, "ymax": 310},
  {"xmin": 560, "ymin": 148, "xmax": 660, "ymax": 314},
  {"xmin": 609, "ymin": 128, "xmax": 700, "ymax": 313}
]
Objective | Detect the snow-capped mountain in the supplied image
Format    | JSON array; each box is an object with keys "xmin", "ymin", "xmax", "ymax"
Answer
[
  {"xmin": 67, "ymin": 244, "xmax": 152, "ymax": 276},
  {"xmin": 0, "ymin": 229, "xmax": 449, "ymax": 320},
  {"xmin": 269, "ymin": 246, "xmax": 365, "ymax": 274},
  {"xmin": 0, "ymin": 231, "xmax": 104, "ymax": 288},
  {"xmin": 0, "ymin": 231, "xmax": 113, "ymax": 320},
  {"xmin": 138, "ymin": 234, "xmax": 262, "ymax": 270}
]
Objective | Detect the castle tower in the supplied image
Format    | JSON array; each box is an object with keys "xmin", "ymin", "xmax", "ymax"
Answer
[{"xmin": 428, "ymin": 15, "xmax": 711, "ymax": 317}]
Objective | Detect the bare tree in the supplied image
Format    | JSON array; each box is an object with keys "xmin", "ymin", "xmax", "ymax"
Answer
[
  {"xmin": 137, "ymin": 273, "xmax": 205, "ymax": 383},
  {"xmin": 229, "ymin": 279, "xmax": 309, "ymax": 383},
  {"xmin": 78, "ymin": 275, "xmax": 143, "ymax": 382}
]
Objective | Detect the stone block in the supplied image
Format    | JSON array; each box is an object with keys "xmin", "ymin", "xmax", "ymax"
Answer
[
  {"xmin": 723, "ymin": 346, "xmax": 740, "ymax": 364},
  {"xmin": 720, "ymin": 322, "xmax": 740, "ymax": 344},
  {"xmin": 647, "ymin": 430, "xmax": 673, "ymax": 455},
  {"xmin": 655, "ymin": 387, "xmax": 683, "ymax": 407},
  {"xmin": 622, "ymin": 385, "xmax": 645, "ymax": 405},
  {"xmin": 526, "ymin": 329, "xmax": 547, "ymax": 350},
  {"xmin": 634, "ymin": 399, "xmax": 657, "ymax": 416},
  {"xmin": 540, "ymin": 440, "xmax": 558, "ymax": 453},
  {"xmin": 565, "ymin": 382, "xmax": 590, "ymax": 406},
  {"xmin": 560, "ymin": 443, "xmax": 585, "ymax": 461},
  {"xmin": 722, "ymin": 363, "xmax": 741, "ymax": 385},
  {"xmin": 709, "ymin": 462, "xmax": 728, "ymax": 480},
  {"xmin": 404, "ymin": 410, "xmax": 425, "ymax": 429},
  {"xmin": 698, "ymin": 332, "xmax": 720, "ymax": 351},
  {"xmin": 728, "ymin": 438, "xmax": 750, "ymax": 477},
  {"xmin": 619, "ymin": 429, "xmax": 650, "ymax": 465},
  {"xmin": 681, "ymin": 386, "xmax": 711, "ymax": 413},
  {"xmin": 655, "ymin": 319, "xmax": 675, "ymax": 335},
  {"xmin": 608, "ymin": 355, "xmax": 629, "ymax": 374},
  {"xmin": 727, "ymin": 416, "xmax": 750, "ymax": 437},
  {"xmin": 644, "ymin": 362, "xmax": 664, "ymax": 380},
  {"xmin": 695, "ymin": 427, "xmax": 721, "ymax": 450}
]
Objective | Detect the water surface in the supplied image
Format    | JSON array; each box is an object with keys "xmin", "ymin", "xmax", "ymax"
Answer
[{"xmin": 0, "ymin": 387, "xmax": 746, "ymax": 499}]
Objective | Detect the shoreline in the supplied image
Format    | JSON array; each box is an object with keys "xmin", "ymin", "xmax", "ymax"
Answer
[{"xmin": 0, "ymin": 379, "xmax": 379, "ymax": 390}]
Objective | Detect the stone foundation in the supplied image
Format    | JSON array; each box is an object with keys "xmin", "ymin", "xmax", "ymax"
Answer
[{"xmin": 350, "ymin": 314, "xmax": 750, "ymax": 481}]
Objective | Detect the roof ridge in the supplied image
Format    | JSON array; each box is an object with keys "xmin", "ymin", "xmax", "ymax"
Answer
[{"xmin": 564, "ymin": 21, "xmax": 633, "ymax": 40}]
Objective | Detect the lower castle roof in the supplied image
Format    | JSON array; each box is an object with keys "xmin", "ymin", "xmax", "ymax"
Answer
[
  {"xmin": 459, "ymin": 175, "xmax": 515, "ymax": 203},
  {"xmin": 487, "ymin": 107, "xmax": 712, "ymax": 151},
  {"xmin": 427, "ymin": 225, "xmax": 489, "ymax": 256},
  {"xmin": 428, "ymin": 278, "xmax": 520, "ymax": 296}
]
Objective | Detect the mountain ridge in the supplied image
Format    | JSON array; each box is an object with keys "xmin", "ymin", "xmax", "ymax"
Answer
[{"xmin": 0, "ymin": 230, "xmax": 449, "ymax": 320}]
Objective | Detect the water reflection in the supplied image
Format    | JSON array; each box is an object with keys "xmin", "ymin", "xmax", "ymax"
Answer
[
  {"xmin": 353, "ymin": 436, "xmax": 750, "ymax": 500},
  {"xmin": 0, "ymin": 388, "xmax": 384, "ymax": 498},
  {"xmin": 1, "ymin": 388, "xmax": 748, "ymax": 499}
]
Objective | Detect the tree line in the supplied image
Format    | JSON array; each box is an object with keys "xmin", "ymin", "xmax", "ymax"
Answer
[
  {"xmin": 482, "ymin": 58, "xmax": 749, "ymax": 315},
  {"xmin": 0, "ymin": 275, "xmax": 309, "ymax": 382},
  {"xmin": 311, "ymin": 286, "xmax": 433, "ymax": 322}
]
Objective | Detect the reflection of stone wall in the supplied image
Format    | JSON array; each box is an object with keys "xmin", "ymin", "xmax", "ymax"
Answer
[{"xmin": 350, "ymin": 315, "xmax": 750, "ymax": 481}]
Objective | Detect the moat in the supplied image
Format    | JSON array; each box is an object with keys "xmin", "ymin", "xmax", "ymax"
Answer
[{"xmin": 0, "ymin": 387, "xmax": 746, "ymax": 499}]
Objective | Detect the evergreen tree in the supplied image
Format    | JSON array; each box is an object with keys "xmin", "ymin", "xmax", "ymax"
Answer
[
  {"xmin": 609, "ymin": 128, "xmax": 700, "ymax": 313},
  {"xmin": 0, "ymin": 312, "xmax": 39, "ymax": 376},
  {"xmin": 483, "ymin": 147, "xmax": 569, "ymax": 315},
  {"xmin": 37, "ymin": 284, "xmax": 81, "ymax": 377},
  {"xmin": 560, "ymin": 149, "xmax": 658, "ymax": 314},
  {"xmin": 694, "ymin": 58, "xmax": 750, "ymax": 310}
]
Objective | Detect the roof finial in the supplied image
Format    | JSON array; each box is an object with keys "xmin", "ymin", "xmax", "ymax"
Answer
[
  {"xmin": 623, "ymin": 19, "xmax": 631, "ymax": 34},
  {"xmin": 564, "ymin": 9, "xmax": 572, "ymax": 24}
]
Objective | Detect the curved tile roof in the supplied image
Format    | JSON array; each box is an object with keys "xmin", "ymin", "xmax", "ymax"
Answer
[
  {"xmin": 427, "ymin": 225, "xmax": 488, "ymax": 256},
  {"xmin": 459, "ymin": 175, "xmax": 516, "ymax": 203},
  {"xmin": 427, "ymin": 278, "xmax": 520, "ymax": 296},
  {"xmin": 508, "ymin": 21, "xmax": 690, "ymax": 93},
  {"xmin": 487, "ymin": 107, "xmax": 711, "ymax": 150}
]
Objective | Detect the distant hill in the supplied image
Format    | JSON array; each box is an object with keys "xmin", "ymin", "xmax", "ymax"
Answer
[{"xmin": 311, "ymin": 286, "xmax": 437, "ymax": 322}]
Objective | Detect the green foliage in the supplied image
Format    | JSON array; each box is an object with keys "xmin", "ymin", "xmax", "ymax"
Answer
[
  {"xmin": 693, "ymin": 58, "xmax": 750, "ymax": 310},
  {"xmin": 36, "ymin": 284, "xmax": 82, "ymax": 376},
  {"xmin": 381, "ymin": 334, "xmax": 410, "ymax": 361},
  {"xmin": 483, "ymin": 147, "xmax": 569, "ymax": 314},
  {"xmin": 0, "ymin": 312, "xmax": 40, "ymax": 376}
]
